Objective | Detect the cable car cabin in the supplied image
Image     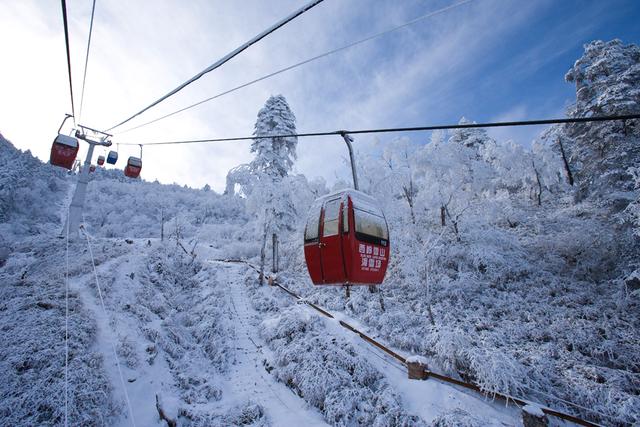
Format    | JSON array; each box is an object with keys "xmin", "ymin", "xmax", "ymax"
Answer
[
  {"xmin": 124, "ymin": 156, "xmax": 142, "ymax": 178},
  {"xmin": 304, "ymin": 189, "xmax": 389, "ymax": 286},
  {"xmin": 106, "ymin": 150, "xmax": 118, "ymax": 165},
  {"xmin": 97, "ymin": 155, "xmax": 105, "ymax": 166},
  {"xmin": 50, "ymin": 134, "xmax": 79, "ymax": 170}
]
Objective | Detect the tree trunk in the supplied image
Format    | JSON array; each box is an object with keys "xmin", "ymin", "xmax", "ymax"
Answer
[
  {"xmin": 403, "ymin": 182, "xmax": 416, "ymax": 225},
  {"xmin": 445, "ymin": 207, "xmax": 460, "ymax": 240},
  {"xmin": 155, "ymin": 394, "xmax": 177, "ymax": 427},
  {"xmin": 557, "ymin": 137, "xmax": 574, "ymax": 186},
  {"xmin": 440, "ymin": 206, "xmax": 446, "ymax": 226},
  {"xmin": 272, "ymin": 233, "xmax": 278, "ymax": 274},
  {"xmin": 532, "ymin": 159, "xmax": 543, "ymax": 206},
  {"xmin": 160, "ymin": 208, "xmax": 164, "ymax": 242},
  {"xmin": 452, "ymin": 220, "xmax": 459, "ymax": 238},
  {"xmin": 259, "ymin": 216, "xmax": 268, "ymax": 285}
]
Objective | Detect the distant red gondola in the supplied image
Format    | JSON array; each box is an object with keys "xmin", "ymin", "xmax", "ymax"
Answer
[
  {"xmin": 50, "ymin": 134, "xmax": 79, "ymax": 170},
  {"xmin": 304, "ymin": 190, "xmax": 389, "ymax": 286},
  {"xmin": 124, "ymin": 156, "xmax": 142, "ymax": 178},
  {"xmin": 97, "ymin": 155, "xmax": 105, "ymax": 166}
]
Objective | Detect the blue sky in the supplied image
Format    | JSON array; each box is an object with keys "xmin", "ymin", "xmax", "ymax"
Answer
[{"xmin": 1, "ymin": 0, "xmax": 639, "ymax": 190}]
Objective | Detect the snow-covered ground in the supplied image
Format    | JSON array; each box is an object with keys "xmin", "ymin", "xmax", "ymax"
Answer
[
  {"xmin": 2, "ymin": 134, "xmax": 638, "ymax": 426},
  {"xmin": 0, "ymin": 229, "xmax": 525, "ymax": 426}
]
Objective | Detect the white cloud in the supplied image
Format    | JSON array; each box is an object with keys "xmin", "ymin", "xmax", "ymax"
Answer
[{"xmin": 0, "ymin": 0, "xmax": 583, "ymax": 192}]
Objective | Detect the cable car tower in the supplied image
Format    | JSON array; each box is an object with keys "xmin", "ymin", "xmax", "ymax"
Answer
[{"xmin": 63, "ymin": 122, "xmax": 112, "ymax": 237}]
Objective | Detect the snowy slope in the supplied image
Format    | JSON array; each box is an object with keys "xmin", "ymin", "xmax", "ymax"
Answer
[{"xmin": 0, "ymin": 148, "xmax": 520, "ymax": 426}]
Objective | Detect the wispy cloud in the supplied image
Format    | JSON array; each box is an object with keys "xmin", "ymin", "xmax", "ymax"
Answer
[{"xmin": 0, "ymin": 0, "xmax": 635, "ymax": 190}]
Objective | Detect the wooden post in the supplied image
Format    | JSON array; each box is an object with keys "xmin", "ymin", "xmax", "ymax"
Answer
[
  {"xmin": 522, "ymin": 404, "xmax": 548, "ymax": 427},
  {"xmin": 407, "ymin": 356, "xmax": 429, "ymax": 380}
]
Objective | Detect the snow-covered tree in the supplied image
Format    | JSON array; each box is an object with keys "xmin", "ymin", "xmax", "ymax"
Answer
[
  {"xmin": 250, "ymin": 94, "xmax": 297, "ymax": 178},
  {"xmin": 559, "ymin": 39, "xmax": 640, "ymax": 207},
  {"xmin": 449, "ymin": 117, "xmax": 492, "ymax": 149},
  {"xmin": 244, "ymin": 95, "xmax": 299, "ymax": 282},
  {"xmin": 625, "ymin": 166, "xmax": 640, "ymax": 236},
  {"xmin": 224, "ymin": 164, "xmax": 253, "ymax": 196},
  {"xmin": 378, "ymin": 137, "xmax": 420, "ymax": 225},
  {"xmin": 414, "ymin": 121, "xmax": 498, "ymax": 236}
]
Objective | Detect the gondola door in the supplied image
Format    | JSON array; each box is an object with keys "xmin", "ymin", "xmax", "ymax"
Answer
[
  {"xmin": 303, "ymin": 201, "xmax": 323, "ymax": 284},
  {"xmin": 319, "ymin": 197, "xmax": 346, "ymax": 283}
]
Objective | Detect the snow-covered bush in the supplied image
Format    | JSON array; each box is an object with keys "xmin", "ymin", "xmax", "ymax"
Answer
[
  {"xmin": 259, "ymin": 304, "xmax": 425, "ymax": 426},
  {"xmin": 0, "ymin": 134, "xmax": 69, "ymax": 238},
  {"xmin": 0, "ymin": 237, "xmax": 118, "ymax": 426},
  {"xmin": 431, "ymin": 409, "xmax": 484, "ymax": 427},
  {"xmin": 83, "ymin": 171, "xmax": 247, "ymax": 239}
]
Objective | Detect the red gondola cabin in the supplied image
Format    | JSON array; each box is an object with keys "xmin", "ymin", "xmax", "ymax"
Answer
[
  {"xmin": 97, "ymin": 155, "xmax": 105, "ymax": 166},
  {"xmin": 124, "ymin": 156, "xmax": 142, "ymax": 178},
  {"xmin": 304, "ymin": 190, "xmax": 389, "ymax": 286},
  {"xmin": 50, "ymin": 134, "xmax": 79, "ymax": 170}
]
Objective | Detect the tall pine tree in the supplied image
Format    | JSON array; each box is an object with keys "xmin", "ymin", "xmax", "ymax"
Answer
[
  {"xmin": 249, "ymin": 95, "xmax": 298, "ymax": 283},
  {"xmin": 250, "ymin": 95, "xmax": 297, "ymax": 178}
]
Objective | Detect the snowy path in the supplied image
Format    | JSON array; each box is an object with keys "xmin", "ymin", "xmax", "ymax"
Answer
[
  {"xmin": 70, "ymin": 238, "xmax": 517, "ymax": 426},
  {"xmin": 70, "ymin": 245, "xmax": 176, "ymax": 427},
  {"xmin": 220, "ymin": 263, "xmax": 328, "ymax": 426},
  {"xmin": 201, "ymin": 250, "xmax": 520, "ymax": 425}
]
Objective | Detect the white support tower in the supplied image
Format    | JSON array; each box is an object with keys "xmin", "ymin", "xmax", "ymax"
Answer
[
  {"xmin": 64, "ymin": 126, "xmax": 111, "ymax": 238},
  {"xmin": 66, "ymin": 143, "xmax": 95, "ymax": 237}
]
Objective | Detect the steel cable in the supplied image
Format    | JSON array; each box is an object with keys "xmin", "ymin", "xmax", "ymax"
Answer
[
  {"xmin": 64, "ymin": 208, "xmax": 70, "ymax": 427},
  {"xmin": 78, "ymin": 0, "xmax": 98, "ymax": 123},
  {"xmin": 81, "ymin": 225, "xmax": 137, "ymax": 427},
  {"xmin": 105, "ymin": 0, "xmax": 326, "ymax": 132},
  {"xmin": 60, "ymin": 0, "xmax": 76, "ymax": 123},
  {"xmin": 114, "ymin": 0, "xmax": 475, "ymax": 135},
  {"xmin": 116, "ymin": 113, "xmax": 640, "ymax": 146}
]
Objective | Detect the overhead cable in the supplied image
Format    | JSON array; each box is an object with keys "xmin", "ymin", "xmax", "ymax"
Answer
[
  {"xmin": 78, "ymin": 0, "xmax": 98, "ymax": 123},
  {"xmin": 105, "ymin": 0, "xmax": 326, "ymax": 132},
  {"xmin": 81, "ymin": 226, "xmax": 137, "ymax": 427},
  {"xmin": 115, "ymin": 0, "xmax": 475, "ymax": 135},
  {"xmin": 64, "ymin": 209, "xmax": 70, "ymax": 427},
  {"xmin": 61, "ymin": 0, "xmax": 76, "ymax": 123},
  {"xmin": 116, "ymin": 113, "xmax": 640, "ymax": 146}
]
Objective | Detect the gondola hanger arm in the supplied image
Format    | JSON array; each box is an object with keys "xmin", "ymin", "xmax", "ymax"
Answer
[{"xmin": 338, "ymin": 131, "xmax": 359, "ymax": 191}]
